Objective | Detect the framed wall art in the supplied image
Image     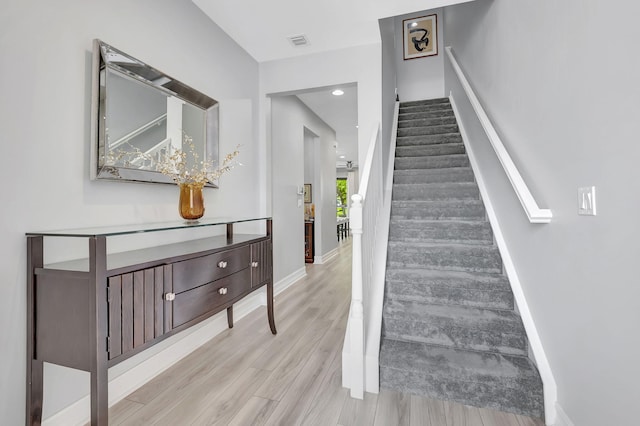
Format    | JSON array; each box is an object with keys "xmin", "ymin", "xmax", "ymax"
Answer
[{"xmin": 403, "ymin": 14, "xmax": 438, "ymax": 60}]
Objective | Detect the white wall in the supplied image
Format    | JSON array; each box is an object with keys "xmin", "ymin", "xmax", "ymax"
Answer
[
  {"xmin": 379, "ymin": 17, "xmax": 398, "ymax": 184},
  {"xmin": 304, "ymin": 129, "xmax": 316, "ymax": 185},
  {"xmin": 444, "ymin": 1, "xmax": 640, "ymax": 425},
  {"xmin": 270, "ymin": 96, "xmax": 337, "ymax": 281},
  {"xmin": 259, "ymin": 44, "xmax": 382, "ymax": 282},
  {"xmin": 260, "ymin": 44, "xmax": 382, "ymax": 181},
  {"xmin": 395, "ymin": 9, "xmax": 446, "ymax": 102},
  {"xmin": 0, "ymin": 1, "xmax": 260, "ymax": 423}
]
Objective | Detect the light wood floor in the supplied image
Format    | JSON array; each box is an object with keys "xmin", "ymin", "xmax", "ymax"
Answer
[{"xmin": 109, "ymin": 239, "xmax": 545, "ymax": 426}]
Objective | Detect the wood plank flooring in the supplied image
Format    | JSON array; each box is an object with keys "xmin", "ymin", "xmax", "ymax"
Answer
[{"xmin": 110, "ymin": 239, "xmax": 545, "ymax": 426}]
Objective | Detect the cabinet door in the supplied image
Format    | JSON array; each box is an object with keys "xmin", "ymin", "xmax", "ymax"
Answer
[
  {"xmin": 107, "ymin": 265, "xmax": 170, "ymax": 360},
  {"xmin": 251, "ymin": 239, "xmax": 272, "ymax": 288}
]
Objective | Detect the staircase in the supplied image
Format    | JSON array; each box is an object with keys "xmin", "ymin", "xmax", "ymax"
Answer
[{"xmin": 379, "ymin": 98, "xmax": 544, "ymax": 419}]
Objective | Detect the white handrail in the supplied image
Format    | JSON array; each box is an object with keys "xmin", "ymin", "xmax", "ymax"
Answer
[
  {"xmin": 110, "ymin": 113, "xmax": 168, "ymax": 150},
  {"xmin": 445, "ymin": 47, "xmax": 552, "ymax": 223}
]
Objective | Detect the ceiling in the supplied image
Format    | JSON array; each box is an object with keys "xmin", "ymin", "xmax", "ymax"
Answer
[{"xmin": 192, "ymin": 0, "xmax": 466, "ymax": 63}]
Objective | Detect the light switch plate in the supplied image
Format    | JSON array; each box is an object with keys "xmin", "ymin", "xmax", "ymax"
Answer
[{"xmin": 578, "ymin": 186, "xmax": 596, "ymax": 215}]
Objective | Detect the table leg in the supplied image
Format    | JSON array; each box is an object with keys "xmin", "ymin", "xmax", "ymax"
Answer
[
  {"xmin": 27, "ymin": 360, "xmax": 43, "ymax": 426},
  {"xmin": 267, "ymin": 282, "xmax": 277, "ymax": 334},
  {"xmin": 227, "ymin": 306, "xmax": 234, "ymax": 328}
]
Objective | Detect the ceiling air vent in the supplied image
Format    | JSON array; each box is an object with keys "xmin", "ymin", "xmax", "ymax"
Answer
[{"xmin": 287, "ymin": 34, "xmax": 309, "ymax": 47}]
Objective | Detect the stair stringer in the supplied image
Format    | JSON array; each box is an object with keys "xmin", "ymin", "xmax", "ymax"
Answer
[{"xmin": 449, "ymin": 93, "xmax": 557, "ymax": 425}]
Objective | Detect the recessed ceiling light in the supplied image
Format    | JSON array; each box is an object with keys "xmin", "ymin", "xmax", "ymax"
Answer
[
  {"xmin": 355, "ymin": 125, "xmax": 359, "ymax": 128},
  {"xmin": 332, "ymin": 89, "xmax": 344, "ymax": 96},
  {"xmin": 339, "ymin": 155, "xmax": 346, "ymax": 159}
]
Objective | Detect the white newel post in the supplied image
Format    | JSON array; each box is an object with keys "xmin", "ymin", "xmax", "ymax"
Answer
[{"xmin": 349, "ymin": 193, "xmax": 364, "ymax": 399}]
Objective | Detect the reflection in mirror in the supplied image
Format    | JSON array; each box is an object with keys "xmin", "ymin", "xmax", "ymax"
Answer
[{"xmin": 91, "ymin": 40, "xmax": 219, "ymax": 186}]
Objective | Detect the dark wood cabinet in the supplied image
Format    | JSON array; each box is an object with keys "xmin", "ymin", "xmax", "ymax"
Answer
[
  {"xmin": 305, "ymin": 221, "xmax": 314, "ymax": 263},
  {"xmin": 26, "ymin": 218, "xmax": 274, "ymax": 426}
]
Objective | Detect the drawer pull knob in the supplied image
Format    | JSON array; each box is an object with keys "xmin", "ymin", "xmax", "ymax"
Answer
[
  {"xmin": 164, "ymin": 292, "xmax": 176, "ymax": 301},
  {"xmin": 251, "ymin": 261, "xmax": 259, "ymax": 268},
  {"xmin": 218, "ymin": 287, "xmax": 228, "ymax": 295},
  {"xmin": 217, "ymin": 260, "xmax": 228, "ymax": 268}
]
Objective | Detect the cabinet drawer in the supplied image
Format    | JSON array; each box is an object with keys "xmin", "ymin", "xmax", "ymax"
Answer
[
  {"xmin": 172, "ymin": 267, "xmax": 251, "ymax": 327},
  {"xmin": 172, "ymin": 246, "xmax": 250, "ymax": 294}
]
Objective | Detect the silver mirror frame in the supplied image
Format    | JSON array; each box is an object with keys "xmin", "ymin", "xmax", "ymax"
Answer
[{"xmin": 90, "ymin": 39, "xmax": 220, "ymax": 187}]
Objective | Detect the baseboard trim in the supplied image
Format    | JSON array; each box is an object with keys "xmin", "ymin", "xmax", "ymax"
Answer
[
  {"xmin": 314, "ymin": 247, "xmax": 338, "ymax": 264},
  {"xmin": 553, "ymin": 403, "xmax": 574, "ymax": 426},
  {"xmin": 449, "ymin": 92, "xmax": 558, "ymax": 425},
  {"xmin": 274, "ymin": 267, "xmax": 307, "ymax": 297},
  {"xmin": 43, "ymin": 266, "xmax": 308, "ymax": 426}
]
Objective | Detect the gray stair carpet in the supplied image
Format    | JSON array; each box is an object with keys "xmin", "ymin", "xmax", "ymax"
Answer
[{"xmin": 380, "ymin": 98, "xmax": 544, "ymax": 419}]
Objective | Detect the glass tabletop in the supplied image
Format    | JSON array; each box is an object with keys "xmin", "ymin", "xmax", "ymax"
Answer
[{"xmin": 26, "ymin": 216, "xmax": 271, "ymax": 238}]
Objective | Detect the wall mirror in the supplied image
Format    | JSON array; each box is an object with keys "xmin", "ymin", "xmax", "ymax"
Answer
[{"xmin": 91, "ymin": 39, "xmax": 220, "ymax": 186}]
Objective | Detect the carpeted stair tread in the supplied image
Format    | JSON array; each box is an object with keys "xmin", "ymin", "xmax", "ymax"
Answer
[
  {"xmin": 389, "ymin": 219, "xmax": 493, "ymax": 244},
  {"xmin": 391, "ymin": 199, "xmax": 486, "ymax": 220},
  {"xmin": 395, "ymin": 154, "xmax": 470, "ymax": 170},
  {"xmin": 393, "ymin": 167, "xmax": 474, "ymax": 184},
  {"xmin": 387, "ymin": 241, "xmax": 502, "ymax": 273},
  {"xmin": 399, "ymin": 110, "xmax": 454, "ymax": 121},
  {"xmin": 383, "ymin": 300, "xmax": 527, "ymax": 355},
  {"xmin": 379, "ymin": 340, "xmax": 544, "ymax": 418},
  {"xmin": 396, "ymin": 133, "xmax": 462, "ymax": 146},
  {"xmin": 395, "ymin": 143, "xmax": 465, "ymax": 158},
  {"xmin": 392, "ymin": 182, "xmax": 479, "ymax": 201},
  {"xmin": 398, "ymin": 124, "xmax": 459, "ymax": 137},
  {"xmin": 385, "ymin": 269, "xmax": 513, "ymax": 309},
  {"xmin": 399, "ymin": 103, "xmax": 453, "ymax": 114},
  {"xmin": 385, "ymin": 273, "xmax": 514, "ymax": 310},
  {"xmin": 398, "ymin": 116, "xmax": 457, "ymax": 128}
]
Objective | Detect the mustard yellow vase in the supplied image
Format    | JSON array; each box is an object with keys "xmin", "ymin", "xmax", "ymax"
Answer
[{"xmin": 178, "ymin": 183, "xmax": 205, "ymax": 221}]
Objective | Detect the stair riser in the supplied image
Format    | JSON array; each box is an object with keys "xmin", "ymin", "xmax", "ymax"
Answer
[
  {"xmin": 385, "ymin": 270, "xmax": 509, "ymax": 290},
  {"xmin": 398, "ymin": 124, "xmax": 459, "ymax": 137},
  {"xmin": 395, "ymin": 144, "xmax": 465, "ymax": 158},
  {"xmin": 387, "ymin": 245, "xmax": 502, "ymax": 273},
  {"xmin": 393, "ymin": 169, "xmax": 474, "ymax": 184},
  {"xmin": 383, "ymin": 318, "xmax": 527, "ymax": 356},
  {"xmin": 389, "ymin": 221, "xmax": 492, "ymax": 244},
  {"xmin": 396, "ymin": 133, "xmax": 462, "ymax": 146},
  {"xmin": 395, "ymin": 155, "xmax": 470, "ymax": 170},
  {"xmin": 398, "ymin": 116, "xmax": 457, "ymax": 128},
  {"xmin": 392, "ymin": 185, "xmax": 479, "ymax": 201},
  {"xmin": 385, "ymin": 284, "xmax": 514, "ymax": 310},
  {"xmin": 379, "ymin": 368, "xmax": 543, "ymax": 419},
  {"xmin": 400, "ymin": 98, "xmax": 450, "ymax": 107},
  {"xmin": 399, "ymin": 110, "xmax": 454, "ymax": 121},
  {"xmin": 391, "ymin": 202, "xmax": 485, "ymax": 220}
]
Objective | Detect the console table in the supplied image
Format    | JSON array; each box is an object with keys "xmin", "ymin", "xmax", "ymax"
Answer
[{"xmin": 26, "ymin": 217, "xmax": 274, "ymax": 425}]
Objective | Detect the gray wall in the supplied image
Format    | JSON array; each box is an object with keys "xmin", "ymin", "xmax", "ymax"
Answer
[
  {"xmin": 444, "ymin": 1, "xmax": 640, "ymax": 425},
  {"xmin": 395, "ymin": 9, "xmax": 445, "ymax": 102},
  {"xmin": 271, "ymin": 96, "xmax": 337, "ymax": 282},
  {"xmin": 0, "ymin": 1, "xmax": 260, "ymax": 423}
]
